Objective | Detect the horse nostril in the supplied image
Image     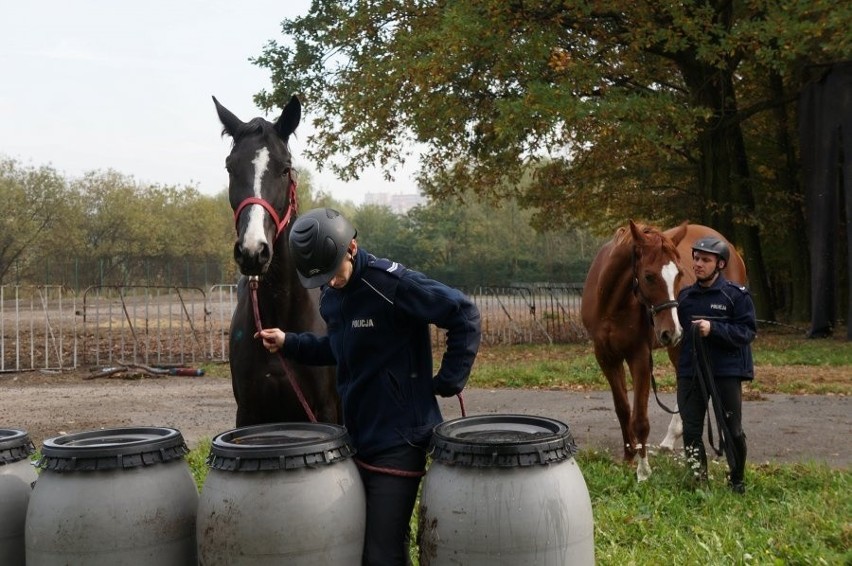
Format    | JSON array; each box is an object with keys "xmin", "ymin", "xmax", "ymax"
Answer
[
  {"xmin": 233, "ymin": 242, "xmax": 244, "ymax": 265},
  {"xmin": 258, "ymin": 242, "xmax": 271, "ymax": 265}
]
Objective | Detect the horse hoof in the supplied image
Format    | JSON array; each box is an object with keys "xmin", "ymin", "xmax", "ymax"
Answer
[{"xmin": 636, "ymin": 457, "xmax": 652, "ymax": 481}]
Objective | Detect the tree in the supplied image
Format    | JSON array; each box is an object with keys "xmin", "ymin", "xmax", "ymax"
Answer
[
  {"xmin": 0, "ymin": 158, "xmax": 72, "ymax": 283},
  {"xmin": 252, "ymin": 0, "xmax": 851, "ymax": 320}
]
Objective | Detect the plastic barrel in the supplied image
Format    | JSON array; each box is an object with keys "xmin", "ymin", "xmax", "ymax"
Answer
[
  {"xmin": 0, "ymin": 429, "xmax": 37, "ymax": 565},
  {"xmin": 196, "ymin": 422, "xmax": 366, "ymax": 565},
  {"xmin": 25, "ymin": 427, "xmax": 198, "ymax": 565},
  {"xmin": 419, "ymin": 414, "xmax": 595, "ymax": 565}
]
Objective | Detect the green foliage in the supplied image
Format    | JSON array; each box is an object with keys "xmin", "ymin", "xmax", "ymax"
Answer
[
  {"xmin": 347, "ymin": 193, "xmax": 603, "ymax": 287},
  {"xmin": 0, "ymin": 158, "xmax": 74, "ymax": 281},
  {"xmin": 253, "ymin": 0, "xmax": 852, "ymax": 319},
  {"xmin": 254, "ymin": 1, "xmax": 850, "ymax": 230},
  {"xmin": 1, "ymin": 155, "xmax": 603, "ymax": 289},
  {"xmin": 185, "ymin": 437, "xmax": 212, "ymax": 491}
]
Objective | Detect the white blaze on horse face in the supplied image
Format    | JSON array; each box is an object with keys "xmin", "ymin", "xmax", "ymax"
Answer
[
  {"xmin": 243, "ymin": 148, "xmax": 271, "ymax": 253},
  {"xmin": 662, "ymin": 260, "xmax": 683, "ymax": 338}
]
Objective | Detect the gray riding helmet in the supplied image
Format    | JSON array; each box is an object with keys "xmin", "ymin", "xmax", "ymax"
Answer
[
  {"xmin": 692, "ymin": 237, "xmax": 730, "ymax": 267},
  {"xmin": 289, "ymin": 208, "xmax": 357, "ymax": 288}
]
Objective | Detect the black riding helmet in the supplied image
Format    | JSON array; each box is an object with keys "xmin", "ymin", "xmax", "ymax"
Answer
[
  {"xmin": 692, "ymin": 237, "xmax": 730, "ymax": 268},
  {"xmin": 289, "ymin": 208, "xmax": 357, "ymax": 288}
]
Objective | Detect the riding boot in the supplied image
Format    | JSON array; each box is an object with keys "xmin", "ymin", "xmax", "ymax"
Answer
[
  {"xmin": 684, "ymin": 440, "xmax": 708, "ymax": 484},
  {"xmin": 727, "ymin": 434, "xmax": 747, "ymax": 494}
]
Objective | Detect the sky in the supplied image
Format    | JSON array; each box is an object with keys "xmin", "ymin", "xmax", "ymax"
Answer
[{"xmin": 0, "ymin": 0, "xmax": 420, "ymax": 205}]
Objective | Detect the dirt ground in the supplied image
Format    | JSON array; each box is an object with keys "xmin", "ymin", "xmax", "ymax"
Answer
[{"xmin": 1, "ymin": 367, "xmax": 848, "ymax": 469}]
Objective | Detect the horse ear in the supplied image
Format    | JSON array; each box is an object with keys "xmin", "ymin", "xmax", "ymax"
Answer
[
  {"xmin": 628, "ymin": 219, "xmax": 644, "ymax": 243},
  {"xmin": 669, "ymin": 221, "xmax": 689, "ymax": 246},
  {"xmin": 275, "ymin": 95, "xmax": 302, "ymax": 140},
  {"xmin": 213, "ymin": 96, "xmax": 245, "ymax": 138}
]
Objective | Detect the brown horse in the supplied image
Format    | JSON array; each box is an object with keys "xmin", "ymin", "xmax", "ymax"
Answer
[{"xmin": 581, "ymin": 220, "xmax": 746, "ymax": 480}]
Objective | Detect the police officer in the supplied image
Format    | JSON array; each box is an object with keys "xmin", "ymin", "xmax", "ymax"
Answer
[
  {"xmin": 676, "ymin": 237, "xmax": 756, "ymax": 494},
  {"xmin": 256, "ymin": 207, "xmax": 481, "ymax": 564}
]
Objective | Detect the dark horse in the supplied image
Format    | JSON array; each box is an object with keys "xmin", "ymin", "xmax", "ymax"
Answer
[
  {"xmin": 213, "ymin": 95, "xmax": 340, "ymax": 426},
  {"xmin": 581, "ymin": 220, "xmax": 746, "ymax": 480}
]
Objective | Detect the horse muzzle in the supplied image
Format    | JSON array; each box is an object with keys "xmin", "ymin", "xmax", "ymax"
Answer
[{"xmin": 233, "ymin": 240, "xmax": 272, "ymax": 276}]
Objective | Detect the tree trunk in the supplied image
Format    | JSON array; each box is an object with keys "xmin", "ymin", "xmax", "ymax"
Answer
[
  {"xmin": 679, "ymin": 63, "xmax": 775, "ymax": 319},
  {"xmin": 770, "ymin": 72, "xmax": 811, "ymax": 321}
]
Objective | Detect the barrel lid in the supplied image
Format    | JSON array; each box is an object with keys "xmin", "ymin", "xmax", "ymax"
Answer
[
  {"xmin": 430, "ymin": 414, "xmax": 578, "ymax": 468},
  {"xmin": 0, "ymin": 428, "xmax": 36, "ymax": 465},
  {"xmin": 207, "ymin": 423, "xmax": 356, "ymax": 472},
  {"xmin": 36, "ymin": 427, "xmax": 189, "ymax": 472}
]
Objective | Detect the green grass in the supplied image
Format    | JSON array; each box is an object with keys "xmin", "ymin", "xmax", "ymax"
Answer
[
  {"xmin": 185, "ymin": 437, "xmax": 211, "ymax": 489},
  {"xmin": 468, "ymin": 331, "xmax": 852, "ymax": 395},
  {"xmin": 583, "ymin": 451, "xmax": 850, "ymax": 564}
]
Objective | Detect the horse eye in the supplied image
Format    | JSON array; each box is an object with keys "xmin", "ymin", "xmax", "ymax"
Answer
[{"xmin": 644, "ymin": 274, "xmax": 655, "ymax": 284}]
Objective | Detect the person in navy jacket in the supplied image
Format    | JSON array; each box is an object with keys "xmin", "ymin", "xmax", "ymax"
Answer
[
  {"xmin": 676, "ymin": 237, "xmax": 756, "ymax": 494},
  {"xmin": 257, "ymin": 207, "xmax": 481, "ymax": 565}
]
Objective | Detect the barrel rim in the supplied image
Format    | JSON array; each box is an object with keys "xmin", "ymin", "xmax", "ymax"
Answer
[
  {"xmin": 0, "ymin": 428, "xmax": 36, "ymax": 465},
  {"xmin": 36, "ymin": 426, "xmax": 189, "ymax": 472},
  {"xmin": 430, "ymin": 414, "xmax": 578, "ymax": 468},
  {"xmin": 207, "ymin": 422, "xmax": 356, "ymax": 472}
]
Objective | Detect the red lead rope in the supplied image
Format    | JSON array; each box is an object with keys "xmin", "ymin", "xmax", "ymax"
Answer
[{"xmin": 248, "ymin": 276, "xmax": 318, "ymax": 423}]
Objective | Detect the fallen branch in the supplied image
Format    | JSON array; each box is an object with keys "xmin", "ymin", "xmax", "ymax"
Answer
[{"xmin": 86, "ymin": 363, "xmax": 204, "ymax": 380}]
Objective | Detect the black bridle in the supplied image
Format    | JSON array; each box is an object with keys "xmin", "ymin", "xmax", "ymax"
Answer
[
  {"xmin": 632, "ymin": 249, "xmax": 680, "ymax": 414},
  {"xmin": 631, "ymin": 250, "xmax": 679, "ymax": 320}
]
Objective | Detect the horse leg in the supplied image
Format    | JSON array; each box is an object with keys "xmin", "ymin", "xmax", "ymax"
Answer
[
  {"xmin": 596, "ymin": 351, "xmax": 636, "ymax": 462},
  {"xmin": 626, "ymin": 353, "xmax": 652, "ymax": 481},
  {"xmin": 660, "ymin": 345, "xmax": 684, "ymax": 450},
  {"xmin": 660, "ymin": 411, "xmax": 683, "ymax": 451}
]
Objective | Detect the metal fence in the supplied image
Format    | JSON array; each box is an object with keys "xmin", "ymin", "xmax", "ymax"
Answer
[
  {"xmin": 0, "ymin": 283, "xmax": 586, "ymax": 373},
  {"xmin": 457, "ymin": 285, "xmax": 586, "ymax": 345}
]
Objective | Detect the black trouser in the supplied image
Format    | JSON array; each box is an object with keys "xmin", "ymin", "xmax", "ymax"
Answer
[
  {"xmin": 357, "ymin": 444, "xmax": 427, "ymax": 566},
  {"xmin": 677, "ymin": 375, "xmax": 747, "ymax": 482}
]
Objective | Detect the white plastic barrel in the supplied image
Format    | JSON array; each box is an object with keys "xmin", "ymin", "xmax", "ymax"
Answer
[
  {"xmin": 197, "ymin": 422, "xmax": 366, "ymax": 565},
  {"xmin": 25, "ymin": 426, "xmax": 198, "ymax": 565},
  {"xmin": 0, "ymin": 428, "xmax": 37, "ymax": 566},
  {"xmin": 419, "ymin": 414, "xmax": 595, "ymax": 565}
]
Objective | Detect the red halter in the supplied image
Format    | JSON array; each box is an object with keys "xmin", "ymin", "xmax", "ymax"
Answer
[{"xmin": 232, "ymin": 170, "xmax": 298, "ymax": 241}]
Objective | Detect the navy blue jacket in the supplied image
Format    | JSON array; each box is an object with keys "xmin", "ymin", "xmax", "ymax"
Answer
[
  {"xmin": 676, "ymin": 275, "xmax": 756, "ymax": 380},
  {"xmin": 282, "ymin": 249, "xmax": 481, "ymax": 458}
]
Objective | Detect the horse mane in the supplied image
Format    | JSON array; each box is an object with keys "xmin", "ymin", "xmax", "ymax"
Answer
[
  {"xmin": 223, "ymin": 117, "xmax": 279, "ymax": 146},
  {"xmin": 611, "ymin": 222, "xmax": 679, "ymax": 257}
]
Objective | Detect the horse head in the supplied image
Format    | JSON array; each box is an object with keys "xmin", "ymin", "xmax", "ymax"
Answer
[
  {"xmin": 628, "ymin": 220, "xmax": 687, "ymax": 347},
  {"xmin": 214, "ymin": 95, "xmax": 302, "ymax": 276}
]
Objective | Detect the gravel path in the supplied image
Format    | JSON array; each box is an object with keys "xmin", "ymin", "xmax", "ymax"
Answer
[{"xmin": 1, "ymin": 375, "xmax": 848, "ymax": 468}]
